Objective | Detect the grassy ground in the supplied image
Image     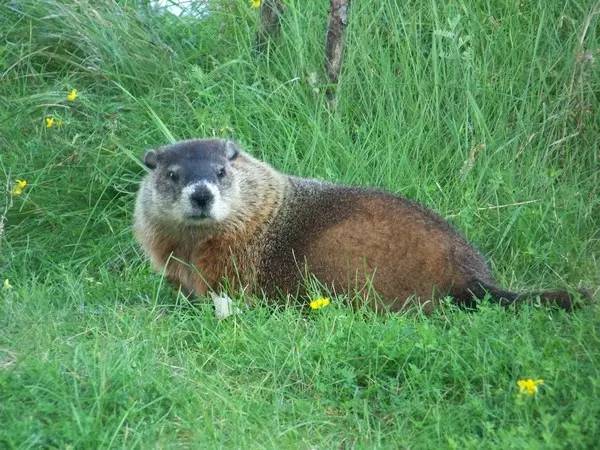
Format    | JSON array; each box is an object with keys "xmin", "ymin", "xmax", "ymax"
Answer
[{"xmin": 1, "ymin": 0, "xmax": 599, "ymax": 448}]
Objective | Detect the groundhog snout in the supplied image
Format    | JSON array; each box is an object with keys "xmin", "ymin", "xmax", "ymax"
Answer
[{"xmin": 190, "ymin": 186, "xmax": 214, "ymax": 210}]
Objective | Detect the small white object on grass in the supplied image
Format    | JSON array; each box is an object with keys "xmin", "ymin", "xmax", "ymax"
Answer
[{"xmin": 210, "ymin": 292, "xmax": 240, "ymax": 320}]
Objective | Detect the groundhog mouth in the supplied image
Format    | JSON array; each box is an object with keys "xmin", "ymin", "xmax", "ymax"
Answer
[{"xmin": 184, "ymin": 212, "xmax": 212, "ymax": 222}]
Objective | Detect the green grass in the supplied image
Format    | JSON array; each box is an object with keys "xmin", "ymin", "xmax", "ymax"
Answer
[{"xmin": 1, "ymin": 0, "xmax": 599, "ymax": 447}]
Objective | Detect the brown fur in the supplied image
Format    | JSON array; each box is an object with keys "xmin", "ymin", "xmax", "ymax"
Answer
[
  {"xmin": 254, "ymin": 179, "xmax": 495, "ymax": 311},
  {"xmin": 134, "ymin": 139, "xmax": 589, "ymax": 312}
]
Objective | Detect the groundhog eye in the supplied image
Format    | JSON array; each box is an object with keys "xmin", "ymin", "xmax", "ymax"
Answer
[
  {"xmin": 216, "ymin": 167, "xmax": 226, "ymax": 179},
  {"xmin": 167, "ymin": 171, "xmax": 178, "ymax": 182}
]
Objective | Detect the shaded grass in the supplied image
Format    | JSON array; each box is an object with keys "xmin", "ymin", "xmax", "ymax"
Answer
[{"xmin": 1, "ymin": 0, "xmax": 599, "ymax": 448}]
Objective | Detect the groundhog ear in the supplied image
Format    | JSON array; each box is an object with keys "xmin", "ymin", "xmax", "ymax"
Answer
[
  {"xmin": 143, "ymin": 150, "xmax": 158, "ymax": 169},
  {"xmin": 225, "ymin": 141, "xmax": 239, "ymax": 161}
]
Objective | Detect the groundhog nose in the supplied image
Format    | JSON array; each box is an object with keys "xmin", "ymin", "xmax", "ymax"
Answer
[{"xmin": 190, "ymin": 187, "xmax": 213, "ymax": 209}]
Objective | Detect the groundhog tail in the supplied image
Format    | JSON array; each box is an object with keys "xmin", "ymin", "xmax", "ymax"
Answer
[{"xmin": 464, "ymin": 281, "xmax": 592, "ymax": 311}]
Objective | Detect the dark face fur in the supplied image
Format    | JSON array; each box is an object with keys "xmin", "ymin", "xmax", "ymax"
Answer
[{"xmin": 143, "ymin": 139, "xmax": 240, "ymax": 225}]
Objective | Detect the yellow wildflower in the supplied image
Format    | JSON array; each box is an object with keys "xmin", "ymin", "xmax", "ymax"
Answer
[
  {"xmin": 517, "ymin": 378, "xmax": 544, "ymax": 396},
  {"xmin": 45, "ymin": 116, "xmax": 63, "ymax": 128},
  {"xmin": 3, "ymin": 279, "xmax": 12, "ymax": 290},
  {"xmin": 66, "ymin": 88, "xmax": 78, "ymax": 101},
  {"xmin": 11, "ymin": 179, "xmax": 27, "ymax": 196},
  {"xmin": 46, "ymin": 116, "xmax": 62, "ymax": 128},
  {"xmin": 310, "ymin": 297, "xmax": 331, "ymax": 310},
  {"xmin": 250, "ymin": 0, "xmax": 261, "ymax": 8}
]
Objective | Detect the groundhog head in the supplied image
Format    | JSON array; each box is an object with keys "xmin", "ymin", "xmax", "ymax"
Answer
[{"xmin": 142, "ymin": 139, "xmax": 241, "ymax": 225}]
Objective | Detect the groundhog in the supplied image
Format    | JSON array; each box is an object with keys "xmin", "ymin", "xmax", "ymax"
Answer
[{"xmin": 134, "ymin": 138, "xmax": 588, "ymax": 312}]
